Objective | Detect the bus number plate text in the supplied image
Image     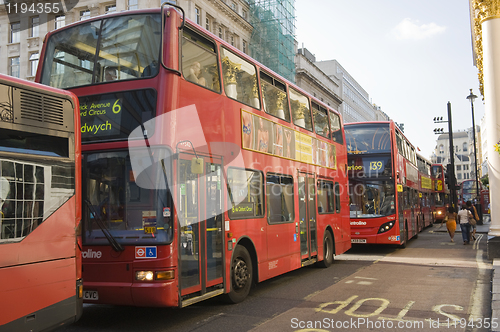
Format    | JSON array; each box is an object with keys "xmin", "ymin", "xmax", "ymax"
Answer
[
  {"xmin": 351, "ymin": 239, "xmax": 367, "ymax": 243},
  {"xmin": 83, "ymin": 290, "xmax": 99, "ymax": 300}
]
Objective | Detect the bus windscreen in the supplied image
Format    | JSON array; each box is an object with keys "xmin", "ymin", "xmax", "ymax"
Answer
[{"xmin": 345, "ymin": 123, "xmax": 391, "ymax": 154}]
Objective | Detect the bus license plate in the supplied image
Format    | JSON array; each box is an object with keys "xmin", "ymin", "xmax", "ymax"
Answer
[
  {"xmin": 83, "ymin": 290, "xmax": 99, "ymax": 300},
  {"xmin": 351, "ymin": 239, "xmax": 367, "ymax": 243}
]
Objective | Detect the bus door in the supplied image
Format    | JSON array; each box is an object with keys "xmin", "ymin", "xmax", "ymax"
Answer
[
  {"xmin": 298, "ymin": 172, "xmax": 317, "ymax": 263},
  {"xmin": 177, "ymin": 154, "xmax": 224, "ymax": 305}
]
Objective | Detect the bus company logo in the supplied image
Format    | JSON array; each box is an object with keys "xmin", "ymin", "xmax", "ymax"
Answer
[
  {"xmin": 350, "ymin": 221, "xmax": 366, "ymax": 225},
  {"xmin": 82, "ymin": 249, "xmax": 102, "ymax": 259},
  {"xmin": 389, "ymin": 236, "xmax": 400, "ymax": 242}
]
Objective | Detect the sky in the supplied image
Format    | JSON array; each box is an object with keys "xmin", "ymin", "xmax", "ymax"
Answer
[{"xmin": 295, "ymin": 0, "xmax": 484, "ymax": 160}]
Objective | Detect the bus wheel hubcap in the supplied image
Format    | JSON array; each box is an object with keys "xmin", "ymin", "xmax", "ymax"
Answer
[{"xmin": 233, "ymin": 259, "xmax": 248, "ymax": 289}]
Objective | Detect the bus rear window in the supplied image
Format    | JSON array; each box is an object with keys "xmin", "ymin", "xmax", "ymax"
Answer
[{"xmin": 0, "ymin": 129, "xmax": 69, "ymax": 157}]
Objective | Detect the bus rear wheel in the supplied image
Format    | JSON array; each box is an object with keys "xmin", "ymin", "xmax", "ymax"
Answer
[
  {"xmin": 226, "ymin": 245, "xmax": 253, "ymax": 304},
  {"xmin": 317, "ymin": 231, "xmax": 334, "ymax": 268},
  {"xmin": 399, "ymin": 223, "xmax": 408, "ymax": 248}
]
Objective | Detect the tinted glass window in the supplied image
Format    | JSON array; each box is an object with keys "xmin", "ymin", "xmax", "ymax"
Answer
[
  {"xmin": 345, "ymin": 123, "xmax": 391, "ymax": 154},
  {"xmin": 41, "ymin": 14, "xmax": 161, "ymax": 89},
  {"xmin": 79, "ymin": 89, "xmax": 156, "ymax": 142}
]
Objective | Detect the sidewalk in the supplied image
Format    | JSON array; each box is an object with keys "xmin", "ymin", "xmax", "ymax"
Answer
[
  {"xmin": 433, "ymin": 214, "xmax": 491, "ymax": 234},
  {"xmin": 435, "ymin": 216, "xmax": 499, "ymax": 329}
]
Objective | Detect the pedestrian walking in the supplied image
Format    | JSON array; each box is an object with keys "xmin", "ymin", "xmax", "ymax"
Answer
[
  {"xmin": 466, "ymin": 201, "xmax": 479, "ymax": 241},
  {"xmin": 457, "ymin": 204, "xmax": 473, "ymax": 245},
  {"xmin": 440, "ymin": 206, "xmax": 457, "ymax": 242}
]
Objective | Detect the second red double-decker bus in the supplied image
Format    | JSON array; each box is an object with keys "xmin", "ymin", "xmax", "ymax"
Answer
[
  {"xmin": 431, "ymin": 163, "xmax": 449, "ymax": 223},
  {"xmin": 0, "ymin": 74, "xmax": 82, "ymax": 330},
  {"xmin": 345, "ymin": 121, "xmax": 428, "ymax": 247},
  {"xmin": 417, "ymin": 154, "xmax": 434, "ymax": 228},
  {"xmin": 36, "ymin": 5, "xmax": 351, "ymax": 307}
]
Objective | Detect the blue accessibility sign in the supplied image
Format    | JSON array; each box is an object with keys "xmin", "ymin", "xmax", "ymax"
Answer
[{"xmin": 135, "ymin": 246, "xmax": 157, "ymax": 259}]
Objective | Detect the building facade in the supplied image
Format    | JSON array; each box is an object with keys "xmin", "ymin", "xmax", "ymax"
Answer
[
  {"xmin": 314, "ymin": 59, "xmax": 388, "ymax": 124},
  {"xmin": 432, "ymin": 130, "xmax": 480, "ymax": 185},
  {"xmin": 295, "ymin": 48, "xmax": 342, "ymax": 112}
]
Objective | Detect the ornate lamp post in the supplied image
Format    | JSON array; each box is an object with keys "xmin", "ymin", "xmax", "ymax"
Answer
[{"xmin": 466, "ymin": 89, "xmax": 481, "ymax": 223}]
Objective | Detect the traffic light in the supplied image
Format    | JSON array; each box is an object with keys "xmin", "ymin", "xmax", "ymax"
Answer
[{"xmin": 444, "ymin": 164, "xmax": 452, "ymax": 187}]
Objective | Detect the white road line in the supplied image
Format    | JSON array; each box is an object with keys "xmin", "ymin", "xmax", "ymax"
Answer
[{"xmin": 468, "ymin": 249, "xmax": 492, "ymax": 332}]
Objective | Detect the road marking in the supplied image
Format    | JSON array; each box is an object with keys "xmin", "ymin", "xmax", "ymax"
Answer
[
  {"xmin": 468, "ymin": 249, "xmax": 492, "ymax": 328},
  {"xmin": 473, "ymin": 234, "xmax": 483, "ymax": 250},
  {"xmin": 379, "ymin": 300, "xmax": 416, "ymax": 321}
]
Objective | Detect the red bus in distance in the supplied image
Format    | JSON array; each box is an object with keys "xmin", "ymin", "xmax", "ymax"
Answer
[
  {"xmin": 345, "ymin": 121, "xmax": 429, "ymax": 246},
  {"xmin": 431, "ymin": 163, "xmax": 449, "ymax": 223},
  {"xmin": 417, "ymin": 154, "xmax": 434, "ymax": 228},
  {"xmin": 36, "ymin": 5, "xmax": 351, "ymax": 307},
  {"xmin": 0, "ymin": 74, "xmax": 82, "ymax": 330}
]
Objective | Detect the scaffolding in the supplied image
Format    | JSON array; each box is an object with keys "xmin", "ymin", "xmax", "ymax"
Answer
[{"xmin": 249, "ymin": 0, "xmax": 296, "ymax": 83}]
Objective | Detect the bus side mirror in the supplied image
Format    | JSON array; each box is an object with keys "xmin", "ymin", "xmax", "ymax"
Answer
[{"xmin": 191, "ymin": 157, "xmax": 204, "ymax": 174}]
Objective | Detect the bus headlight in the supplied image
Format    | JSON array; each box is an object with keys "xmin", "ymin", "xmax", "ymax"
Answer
[
  {"xmin": 437, "ymin": 210, "xmax": 442, "ymax": 215},
  {"xmin": 377, "ymin": 220, "xmax": 395, "ymax": 234},
  {"xmin": 136, "ymin": 271, "xmax": 154, "ymax": 281}
]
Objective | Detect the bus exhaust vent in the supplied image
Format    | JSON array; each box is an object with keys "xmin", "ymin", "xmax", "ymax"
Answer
[{"xmin": 14, "ymin": 89, "xmax": 72, "ymax": 132}]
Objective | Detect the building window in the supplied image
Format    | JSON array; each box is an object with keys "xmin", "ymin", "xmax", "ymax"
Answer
[
  {"xmin": 80, "ymin": 10, "xmax": 90, "ymax": 21},
  {"xmin": 218, "ymin": 26, "xmax": 222, "ymax": 39},
  {"xmin": 55, "ymin": 15, "xmax": 65, "ymax": 29},
  {"xmin": 457, "ymin": 173, "xmax": 462, "ymax": 180},
  {"xmin": 242, "ymin": 10, "xmax": 247, "ymax": 20},
  {"xmin": 10, "ymin": 57, "xmax": 20, "ymax": 78},
  {"xmin": 456, "ymin": 165, "xmax": 461, "ymax": 171},
  {"xmin": 128, "ymin": 0, "xmax": 138, "ymax": 10},
  {"xmin": 106, "ymin": 5, "xmax": 117, "ymax": 13},
  {"xmin": 231, "ymin": 2, "xmax": 237, "ymax": 11},
  {"xmin": 10, "ymin": 22, "xmax": 20, "ymax": 43},
  {"xmin": 464, "ymin": 164, "xmax": 469, "ymax": 171},
  {"xmin": 231, "ymin": 35, "xmax": 234, "ymax": 46},
  {"xmin": 205, "ymin": 17, "xmax": 210, "ymax": 31},
  {"xmin": 29, "ymin": 52, "xmax": 39, "ymax": 76},
  {"xmin": 195, "ymin": 7, "xmax": 201, "ymax": 25},
  {"xmin": 463, "ymin": 142, "xmax": 468, "ymax": 152},
  {"xmin": 242, "ymin": 40, "xmax": 247, "ymax": 53},
  {"xmin": 30, "ymin": 16, "xmax": 39, "ymax": 38}
]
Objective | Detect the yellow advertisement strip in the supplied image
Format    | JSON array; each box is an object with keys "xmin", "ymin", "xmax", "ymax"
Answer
[
  {"xmin": 241, "ymin": 109, "xmax": 337, "ymax": 170},
  {"xmin": 421, "ymin": 176, "xmax": 432, "ymax": 190}
]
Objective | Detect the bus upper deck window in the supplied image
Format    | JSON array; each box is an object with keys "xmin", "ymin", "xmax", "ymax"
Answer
[
  {"xmin": 289, "ymin": 87, "xmax": 312, "ymax": 131},
  {"xmin": 181, "ymin": 28, "xmax": 220, "ymax": 93},
  {"xmin": 312, "ymin": 102, "xmax": 329, "ymax": 138},
  {"xmin": 329, "ymin": 112, "xmax": 343, "ymax": 144},
  {"xmin": 221, "ymin": 47, "xmax": 260, "ymax": 109},
  {"xmin": 260, "ymin": 71, "xmax": 290, "ymax": 122}
]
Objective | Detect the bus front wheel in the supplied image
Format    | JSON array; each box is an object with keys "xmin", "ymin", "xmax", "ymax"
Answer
[{"xmin": 226, "ymin": 245, "xmax": 253, "ymax": 304}]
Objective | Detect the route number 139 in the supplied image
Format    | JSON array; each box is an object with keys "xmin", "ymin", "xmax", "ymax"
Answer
[{"xmin": 370, "ymin": 161, "xmax": 383, "ymax": 171}]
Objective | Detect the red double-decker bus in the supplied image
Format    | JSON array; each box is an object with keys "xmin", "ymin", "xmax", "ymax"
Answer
[
  {"xmin": 36, "ymin": 5, "xmax": 351, "ymax": 307},
  {"xmin": 431, "ymin": 163, "xmax": 449, "ymax": 222},
  {"xmin": 417, "ymin": 154, "xmax": 434, "ymax": 228},
  {"xmin": 345, "ymin": 121, "xmax": 426, "ymax": 247},
  {"xmin": 0, "ymin": 74, "xmax": 82, "ymax": 330}
]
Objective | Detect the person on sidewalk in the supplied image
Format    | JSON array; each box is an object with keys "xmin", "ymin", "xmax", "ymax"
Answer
[
  {"xmin": 440, "ymin": 206, "xmax": 457, "ymax": 242},
  {"xmin": 466, "ymin": 201, "xmax": 479, "ymax": 241},
  {"xmin": 457, "ymin": 204, "xmax": 473, "ymax": 245}
]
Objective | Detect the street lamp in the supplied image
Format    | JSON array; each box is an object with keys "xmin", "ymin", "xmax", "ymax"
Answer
[{"xmin": 466, "ymin": 89, "xmax": 481, "ymax": 222}]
